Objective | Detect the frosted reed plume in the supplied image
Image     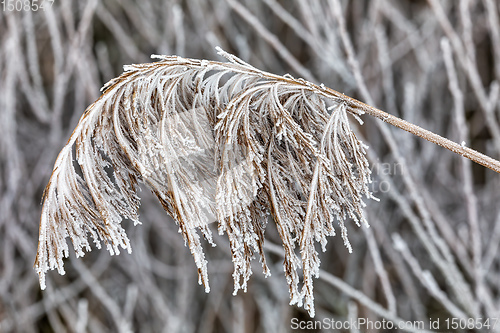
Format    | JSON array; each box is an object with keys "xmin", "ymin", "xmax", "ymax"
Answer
[{"xmin": 35, "ymin": 49, "xmax": 375, "ymax": 316}]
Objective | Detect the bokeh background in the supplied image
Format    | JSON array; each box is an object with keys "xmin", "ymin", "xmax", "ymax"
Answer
[{"xmin": 1, "ymin": 0, "xmax": 500, "ymax": 332}]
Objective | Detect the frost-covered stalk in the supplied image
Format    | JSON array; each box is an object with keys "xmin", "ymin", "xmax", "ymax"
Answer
[{"xmin": 35, "ymin": 48, "xmax": 500, "ymax": 317}]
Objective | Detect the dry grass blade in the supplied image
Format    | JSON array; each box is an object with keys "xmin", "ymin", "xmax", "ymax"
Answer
[{"xmin": 35, "ymin": 48, "xmax": 500, "ymax": 317}]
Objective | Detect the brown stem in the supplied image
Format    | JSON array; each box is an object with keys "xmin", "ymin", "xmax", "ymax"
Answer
[
  {"xmin": 211, "ymin": 59, "xmax": 500, "ymax": 174},
  {"xmin": 328, "ymin": 88, "xmax": 500, "ymax": 174}
]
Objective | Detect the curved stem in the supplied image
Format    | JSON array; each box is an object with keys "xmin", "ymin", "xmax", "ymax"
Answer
[
  {"xmin": 324, "ymin": 87, "xmax": 500, "ymax": 174},
  {"xmin": 176, "ymin": 57, "xmax": 500, "ymax": 174}
]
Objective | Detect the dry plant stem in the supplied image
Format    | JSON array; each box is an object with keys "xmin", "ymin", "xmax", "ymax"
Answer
[
  {"xmin": 218, "ymin": 57, "xmax": 500, "ymax": 173},
  {"xmin": 225, "ymin": 0, "xmax": 315, "ymax": 82},
  {"xmin": 428, "ymin": 0, "xmax": 500, "ymax": 153},
  {"xmin": 369, "ymin": 215, "xmax": 427, "ymax": 322},
  {"xmin": 442, "ymin": 37, "xmax": 483, "ymax": 307},
  {"xmin": 257, "ymin": 68, "xmax": 500, "ymax": 174},
  {"xmin": 362, "ymin": 226, "xmax": 396, "ymax": 315},
  {"xmin": 229, "ymin": 0, "xmax": 500, "ymax": 172},
  {"xmin": 392, "ymin": 235, "xmax": 468, "ymax": 320},
  {"xmin": 334, "ymin": 91, "xmax": 500, "ymax": 174},
  {"xmin": 329, "ymin": 1, "xmax": 479, "ymax": 314}
]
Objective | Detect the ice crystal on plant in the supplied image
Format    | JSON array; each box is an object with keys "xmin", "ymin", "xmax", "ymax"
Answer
[{"xmin": 35, "ymin": 49, "xmax": 373, "ymax": 316}]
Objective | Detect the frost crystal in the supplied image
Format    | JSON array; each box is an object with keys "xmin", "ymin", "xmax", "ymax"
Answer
[{"xmin": 35, "ymin": 50, "xmax": 373, "ymax": 317}]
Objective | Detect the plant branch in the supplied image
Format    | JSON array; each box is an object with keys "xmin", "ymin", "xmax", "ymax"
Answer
[
  {"xmin": 335, "ymin": 91, "xmax": 500, "ymax": 174},
  {"xmin": 214, "ymin": 52, "xmax": 500, "ymax": 174}
]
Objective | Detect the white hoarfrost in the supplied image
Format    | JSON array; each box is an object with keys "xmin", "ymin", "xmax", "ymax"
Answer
[{"xmin": 35, "ymin": 50, "xmax": 373, "ymax": 317}]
